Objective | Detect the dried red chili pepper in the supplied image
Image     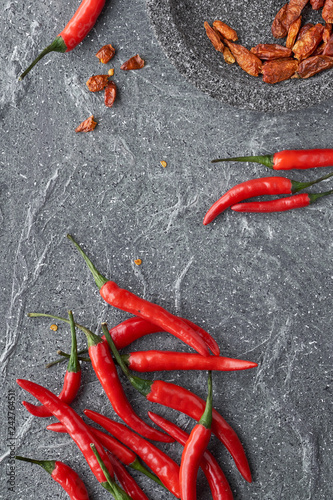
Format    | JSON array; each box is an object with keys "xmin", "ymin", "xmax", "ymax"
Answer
[
  {"xmin": 292, "ymin": 23, "xmax": 324, "ymax": 60},
  {"xmin": 15, "ymin": 456, "xmax": 89, "ymax": 500},
  {"xmin": 323, "ymin": 33, "xmax": 333, "ymax": 54},
  {"xmin": 148, "ymin": 411, "xmax": 233, "ymax": 500},
  {"xmin": 224, "ymin": 40, "xmax": 262, "ymax": 76},
  {"xmin": 286, "ymin": 16, "xmax": 302, "ymax": 48},
  {"xmin": 86, "ymin": 75, "xmax": 109, "ymax": 92},
  {"xmin": 271, "ymin": 3, "xmax": 288, "ymax": 38},
  {"xmin": 212, "ymin": 21, "xmax": 238, "ymax": 41},
  {"xmin": 284, "ymin": 0, "xmax": 309, "ymax": 30},
  {"xmin": 179, "ymin": 372, "xmax": 213, "ymax": 500},
  {"xmin": 231, "ymin": 190, "xmax": 333, "ymax": 212},
  {"xmin": 81, "ymin": 323, "xmax": 173, "ymax": 442},
  {"xmin": 296, "ymin": 23, "xmax": 315, "ymax": 40},
  {"xmin": 102, "ymin": 327, "xmax": 251, "ymax": 483},
  {"xmin": 19, "ymin": 0, "xmax": 106, "ymax": 80},
  {"xmin": 203, "ymin": 175, "xmax": 330, "ymax": 225},
  {"xmin": 204, "ymin": 22, "xmax": 225, "ymax": 52},
  {"xmin": 104, "ymin": 81, "xmax": 117, "ymax": 108},
  {"xmin": 17, "ymin": 379, "xmax": 115, "ymax": 491},
  {"xmin": 107, "ymin": 453, "xmax": 149, "ymax": 500},
  {"xmin": 212, "ymin": 149, "xmax": 333, "ymax": 170},
  {"xmin": 120, "ymin": 55, "xmax": 145, "ymax": 70},
  {"xmin": 323, "ymin": 0, "xmax": 333, "ymax": 22},
  {"xmin": 250, "ymin": 44, "xmax": 293, "ymax": 60},
  {"xmin": 75, "ymin": 116, "xmax": 97, "ymax": 133},
  {"xmin": 262, "ymin": 58, "xmax": 298, "ymax": 84},
  {"xmin": 67, "ymin": 234, "xmax": 212, "ymax": 357},
  {"xmin": 298, "ymin": 54, "xmax": 333, "ymax": 76},
  {"xmin": 96, "ymin": 44, "xmax": 116, "ymax": 63},
  {"xmin": 323, "ymin": 23, "xmax": 332, "ymax": 43},
  {"xmin": 23, "ymin": 311, "xmax": 81, "ymax": 418},
  {"xmin": 311, "ymin": 0, "xmax": 325, "ymax": 8},
  {"xmin": 85, "ymin": 410, "xmax": 181, "ymax": 497}
]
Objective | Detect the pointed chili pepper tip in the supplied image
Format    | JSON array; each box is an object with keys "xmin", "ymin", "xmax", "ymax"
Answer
[{"xmin": 67, "ymin": 234, "xmax": 108, "ymax": 290}]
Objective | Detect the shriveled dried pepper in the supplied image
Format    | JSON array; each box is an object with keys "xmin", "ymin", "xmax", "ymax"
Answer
[
  {"xmin": 104, "ymin": 81, "xmax": 117, "ymax": 108},
  {"xmin": 204, "ymin": 22, "xmax": 225, "ymax": 52},
  {"xmin": 75, "ymin": 116, "xmax": 97, "ymax": 133},
  {"xmin": 297, "ymin": 54, "xmax": 333, "ymax": 77},
  {"xmin": 286, "ymin": 16, "xmax": 302, "ymax": 48},
  {"xmin": 262, "ymin": 58, "xmax": 298, "ymax": 84},
  {"xmin": 120, "ymin": 55, "xmax": 145, "ymax": 70},
  {"xmin": 311, "ymin": 0, "xmax": 325, "ymax": 8},
  {"xmin": 212, "ymin": 20, "xmax": 238, "ymax": 41},
  {"xmin": 284, "ymin": 0, "xmax": 309, "ymax": 30},
  {"xmin": 323, "ymin": 33, "xmax": 333, "ymax": 54},
  {"xmin": 96, "ymin": 44, "xmax": 115, "ymax": 63},
  {"xmin": 86, "ymin": 75, "xmax": 109, "ymax": 92},
  {"xmin": 292, "ymin": 23, "xmax": 324, "ymax": 60},
  {"xmin": 271, "ymin": 3, "xmax": 288, "ymax": 38},
  {"xmin": 250, "ymin": 43, "xmax": 292, "ymax": 60},
  {"xmin": 323, "ymin": 0, "xmax": 333, "ymax": 22},
  {"xmin": 224, "ymin": 40, "xmax": 262, "ymax": 76}
]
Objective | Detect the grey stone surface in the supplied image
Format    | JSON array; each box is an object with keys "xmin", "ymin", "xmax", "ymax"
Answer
[{"xmin": 0, "ymin": 0, "xmax": 333, "ymax": 499}]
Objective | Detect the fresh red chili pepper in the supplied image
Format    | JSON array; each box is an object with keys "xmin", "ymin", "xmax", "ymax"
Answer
[
  {"xmin": 28, "ymin": 312, "xmax": 220, "ymax": 356},
  {"xmin": 16, "ymin": 378, "xmax": 114, "ymax": 491},
  {"xmin": 19, "ymin": 0, "xmax": 105, "ymax": 80},
  {"xmin": 67, "ymin": 234, "xmax": 212, "ymax": 357},
  {"xmin": 103, "ymin": 326, "xmax": 251, "ymax": 483},
  {"xmin": 47, "ymin": 422, "xmax": 166, "ymax": 488},
  {"xmin": 123, "ymin": 350, "xmax": 257, "ymax": 372},
  {"xmin": 82, "ymin": 323, "xmax": 173, "ymax": 443},
  {"xmin": 148, "ymin": 411, "xmax": 233, "ymax": 500},
  {"xmin": 15, "ymin": 456, "xmax": 89, "ymax": 500},
  {"xmin": 203, "ymin": 172, "xmax": 333, "ymax": 225},
  {"xmin": 212, "ymin": 149, "xmax": 333, "ymax": 170},
  {"xmin": 23, "ymin": 310, "xmax": 81, "ymax": 418},
  {"xmin": 231, "ymin": 190, "xmax": 333, "ymax": 212},
  {"xmin": 84, "ymin": 409, "xmax": 181, "ymax": 498},
  {"xmin": 107, "ymin": 452, "xmax": 149, "ymax": 500},
  {"xmin": 179, "ymin": 371, "xmax": 213, "ymax": 500}
]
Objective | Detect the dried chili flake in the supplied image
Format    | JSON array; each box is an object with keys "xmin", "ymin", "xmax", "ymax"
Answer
[
  {"xmin": 310, "ymin": 0, "xmax": 325, "ymax": 8},
  {"xmin": 250, "ymin": 43, "xmax": 293, "ymax": 60},
  {"xmin": 86, "ymin": 74, "xmax": 109, "ymax": 92},
  {"xmin": 262, "ymin": 58, "xmax": 298, "ymax": 83},
  {"xmin": 204, "ymin": 22, "xmax": 224, "ymax": 52},
  {"xmin": 120, "ymin": 54, "xmax": 145, "ymax": 70},
  {"xmin": 292, "ymin": 23, "xmax": 324, "ymax": 60},
  {"xmin": 212, "ymin": 20, "xmax": 238, "ymax": 41},
  {"xmin": 104, "ymin": 81, "xmax": 117, "ymax": 108},
  {"xmin": 284, "ymin": 0, "xmax": 309, "ymax": 30},
  {"xmin": 323, "ymin": 0, "xmax": 333, "ymax": 23},
  {"xmin": 225, "ymin": 40, "xmax": 262, "ymax": 76},
  {"xmin": 134, "ymin": 259, "xmax": 142, "ymax": 266},
  {"xmin": 297, "ymin": 54, "xmax": 333, "ymax": 77},
  {"xmin": 272, "ymin": 3, "xmax": 288, "ymax": 38},
  {"xmin": 75, "ymin": 115, "xmax": 97, "ymax": 133},
  {"xmin": 96, "ymin": 44, "xmax": 116, "ymax": 64},
  {"xmin": 50, "ymin": 324, "xmax": 58, "ymax": 332},
  {"xmin": 286, "ymin": 16, "xmax": 302, "ymax": 48},
  {"xmin": 160, "ymin": 161, "xmax": 167, "ymax": 168}
]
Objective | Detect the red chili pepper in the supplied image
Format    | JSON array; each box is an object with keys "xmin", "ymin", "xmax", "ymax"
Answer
[
  {"xmin": 28, "ymin": 312, "xmax": 220, "ymax": 356},
  {"xmin": 19, "ymin": 0, "xmax": 105, "ymax": 80},
  {"xmin": 148, "ymin": 411, "xmax": 233, "ymax": 500},
  {"xmin": 179, "ymin": 371, "xmax": 213, "ymax": 500},
  {"xmin": 82, "ymin": 323, "xmax": 173, "ymax": 443},
  {"xmin": 203, "ymin": 171, "xmax": 333, "ymax": 225},
  {"xmin": 107, "ymin": 452, "xmax": 149, "ymax": 500},
  {"xmin": 123, "ymin": 350, "xmax": 257, "ymax": 372},
  {"xmin": 67, "ymin": 234, "xmax": 212, "ymax": 357},
  {"xmin": 231, "ymin": 190, "xmax": 333, "ymax": 212},
  {"xmin": 103, "ymin": 327, "xmax": 251, "ymax": 483},
  {"xmin": 84, "ymin": 409, "xmax": 181, "ymax": 498},
  {"xmin": 16, "ymin": 378, "xmax": 114, "ymax": 491},
  {"xmin": 15, "ymin": 456, "xmax": 89, "ymax": 500},
  {"xmin": 23, "ymin": 310, "xmax": 81, "ymax": 418},
  {"xmin": 212, "ymin": 149, "xmax": 333, "ymax": 170},
  {"xmin": 47, "ymin": 422, "xmax": 166, "ymax": 488}
]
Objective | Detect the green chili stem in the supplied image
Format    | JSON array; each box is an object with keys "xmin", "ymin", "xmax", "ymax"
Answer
[
  {"xmin": 309, "ymin": 188, "xmax": 333, "ymax": 203},
  {"xmin": 67, "ymin": 311, "xmax": 80, "ymax": 373},
  {"xmin": 199, "ymin": 371, "xmax": 213, "ymax": 429},
  {"xmin": 19, "ymin": 37, "xmax": 67, "ymax": 80},
  {"xmin": 90, "ymin": 444, "xmax": 131, "ymax": 499},
  {"xmin": 67, "ymin": 234, "xmax": 108, "ymax": 290},
  {"xmin": 211, "ymin": 154, "xmax": 274, "ymax": 168},
  {"xmin": 292, "ymin": 171, "xmax": 333, "ymax": 193},
  {"xmin": 131, "ymin": 458, "xmax": 166, "ymax": 489},
  {"xmin": 57, "ymin": 350, "xmax": 91, "ymax": 363},
  {"xmin": 15, "ymin": 456, "xmax": 55, "ymax": 475}
]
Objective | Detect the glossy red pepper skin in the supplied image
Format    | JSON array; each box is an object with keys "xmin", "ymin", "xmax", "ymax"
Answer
[
  {"xmin": 148, "ymin": 412, "xmax": 233, "ymax": 500},
  {"xmin": 84, "ymin": 409, "xmax": 181, "ymax": 498},
  {"xmin": 232, "ymin": 190, "xmax": 333, "ymax": 212},
  {"xmin": 145, "ymin": 380, "xmax": 251, "ymax": 483},
  {"xmin": 17, "ymin": 379, "xmax": 114, "ymax": 486},
  {"xmin": 16, "ymin": 458, "xmax": 89, "ymax": 500},
  {"xmin": 125, "ymin": 351, "xmax": 257, "ymax": 372},
  {"xmin": 107, "ymin": 453, "xmax": 149, "ymax": 500}
]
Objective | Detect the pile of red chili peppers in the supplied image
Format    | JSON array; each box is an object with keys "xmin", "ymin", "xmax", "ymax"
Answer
[
  {"xmin": 204, "ymin": 148, "xmax": 333, "ymax": 224},
  {"xmin": 16, "ymin": 235, "xmax": 259, "ymax": 499}
]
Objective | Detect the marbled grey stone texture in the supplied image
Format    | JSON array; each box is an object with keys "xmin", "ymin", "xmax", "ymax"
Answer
[{"xmin": 0, "ymin": 0, "xmax": 333, "ymax": 499}]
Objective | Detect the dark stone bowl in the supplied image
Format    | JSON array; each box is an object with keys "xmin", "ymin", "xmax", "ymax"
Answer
[{"xmin": 146, "ymin": 0, "xmax": 333, "ymax": 112}]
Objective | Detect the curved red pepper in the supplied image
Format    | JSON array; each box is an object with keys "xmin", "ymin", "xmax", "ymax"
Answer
[
  {"xmin": 16, "ymin": 457, "xmax": 89, "ymax": 500},
  {"xmin": 148, "ymin": 411, "xmax": 233, "ymax": 500},
  {"xmin": 107, "ymin": 452, "xmax": 149, "ymax": 500},
  {"xmin": 19, "ymin": 0, "xmax": 106, "ymax": 79},
  {"xmin": 17, "ymin": 379, "xmax": 114, "ymax": 489},
  {"xmin": 232, "ymin": 190, "xmax": 333, "ymax": 212},
  {"xmin": 23, "ymin": 311, "xmax": 81, "ymax": 418},
  {"xmin": 125, "ymin": 350, "xmax": 257, "ymax": 372},
  {"xmin": 84, "ymin": 409, "xmax": 181, "ymax": 498}
]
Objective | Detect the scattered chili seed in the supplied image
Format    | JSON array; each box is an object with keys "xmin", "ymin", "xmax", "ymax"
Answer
[
  {"xmin": 50, "ymin": 324, "xmax": 58, "ymax": 331},
  {"xmin": 104, "ymin": 81, "xmax": 117, "ymax": 108},
  {"xmin": 120, "ymin": 54, "xmax": 145, "ymax": 70},
  {"xmin": 160, "ymin": 160, "xmax": 167, "ymax": 168},
  {"xmin": 86, "ymin": 74, "xmax": 109, "ymax": 92},
  {"xmin": 108, "ymin": 68, "xmax": 114, "ymax": 76},
  {"xmin": 134, "ymin": 259, "xmax": 142, "ymax": 266},
  {"xmin": 96, "ymin": 44, "xmax": 115, "ymax": 64},
  {"xmin": 75, "ymin": 115, "xmax": 97, "ymax": 133}
]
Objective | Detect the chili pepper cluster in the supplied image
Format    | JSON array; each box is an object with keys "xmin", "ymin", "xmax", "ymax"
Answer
[
  {"xmin": 16, "ymin": 235, "xmax": 259, "ymax": 500},
  {"xmin": 204, "ymin": 148, "xmax": 333, "ymax": 224},
  {"xmin": 205, "ymin": 1, "xmax": 333, "ymax": 84}
]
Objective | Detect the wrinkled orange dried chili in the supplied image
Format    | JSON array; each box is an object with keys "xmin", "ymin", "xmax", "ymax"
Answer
[
  {"xmin": 75, "ymin": 115, "xmax": 97, "ymax": 133},
  {"xmin": 104, "ymin": 81, "xmax": 117, "ymax": 108},
  {"xmin": 96, "ymin": 44, "xmax": 115, "ymax": 63},
  {"xmin": 120, "ymin": 55, "xmax": 145, "ymax": 70},
  {"xmin": 86, "ymin": 74, "xmax": 109, "ymax": 92}
]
